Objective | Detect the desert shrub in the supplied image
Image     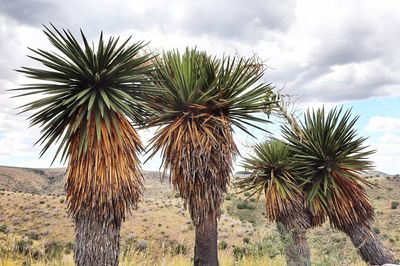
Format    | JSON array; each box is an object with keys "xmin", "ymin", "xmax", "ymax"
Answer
[
  {"xmin": 373, "ymin": 227, "xmax": 381, "ymax": 234},
  {"xmin": 174, "ymin": 192, "xmax": 181, "ymax": 198},
  {"xmin": 233, "ymin": 246, "xmax": 249, "ymax": 260},
  {"xmin": 64, "ymin": 241, "xmax": 74, "ymax": 254},
  {"xmin": 0, "ymin": 224, "xmax": 8, "ymax": 234},
  {"xmin": 389, "ymin": 238, "xmax": 395, "ymax": 243},
  {"xmin": 187, "ymin": 224, "xmax": 194, "ymax": 230},
  {"xmin": 218, "ymin": 240, "xmax": 228, "ymax": 250},
  {"xmin": 249, "ymin": 198, "xmax": 256, "ymax": 202},
  {"xmin": 249, "ymin": 234, "xmax": 283, "ymax": 259},
  {"xmin": 22, "ymin": 261, "xmax": 31, "ymax": 266},
  {"xmin": 26, "ymin": 231, "xmax": 40, "ymax": 240},
  {"xmin": 31, "ymin": 249, "xmax": 43, "ymax": 260},
  {"xmin": 244, "ymin": 192, "xmax": 251, "ymax": 197},
  {"xmin": 225, "ymin": 195, "xmax": 232, "ymax": 200},
  {"xmin": 391, "ymin": 201, "xmax": 399, "ymax": 209},
  {"xmin": 243, "ymin": 236, "xmax": 250, "ymax": 244},
  {"xmin": 236, "ymin": 201, "xmax": 256, "ymax": 210},
  {"xmin": 136, "ymin": 239, "xmax": 148, "ymax": 251},
  {"xmin": 14, "ymin": 239, "xmax": 33, "ymax": 255},
  {"xmin": 172, "ymin": 243, "xmax": 188, "ymax": 255},
  {"xmin": 246, "ymin": 203, "xmax": 256, "ymax": 209},
  {"xmin": 44, "ymin": 240, "xmax": 64, "ymax": 259},
  {"xmin": 60, "ymin": 198, "xmax": 65, "ymax": 203},
  {"xmin": 249, "ymin": 204, "xmax": 256, "ymax": 210},
  {"xmin": 39, "ymin": 200, "xmax": 45, "ymax": 204},
  {"xmin": 236, "ymin": 202, "xmax": 247, "ymax": 209}
]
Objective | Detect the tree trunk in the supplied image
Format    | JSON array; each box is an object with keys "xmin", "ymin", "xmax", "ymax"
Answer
[
  {"xmin": 194, "ymin": 214, "xmax": 219, "ymax": 266},
  {"xmin": 277, "ymin": 221, "xmax": 311, "ymax": 266},
  {"xmin": 341, "ymin": 223, "xmax": 395, "ymax": 265},
  {"xmin": 74, "ymin": 213, "xmax": 121, "ymax": 266}
]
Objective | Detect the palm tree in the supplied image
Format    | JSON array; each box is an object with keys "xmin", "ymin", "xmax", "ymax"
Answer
[
  {"xmin": 13, "ymin": 25, "xmax": 155, "ymax": 265},
  {"xmin": 282, "ymin": 107, "xmax": 395, "ymax": 265},
  {"xmin": 236, "ymin": 140, "xmax": 312, "ymax": 266},
  {"xmin": 145, "ymin": 48, "xmax": 272, "ymax": 265}
]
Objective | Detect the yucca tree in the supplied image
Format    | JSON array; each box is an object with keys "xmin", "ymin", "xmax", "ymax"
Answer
[
  {"xmin": 13, "ymin": 25, "xmax": 155, "ymax": 265},
  {"xmin": 145, "ymin": 48, "xmax": 272, "ymax": 265},
  {"xmin": 236, "ymin": 140, "xmax": 312, "ymax": 266},
  {"xmin": 283, "ymin": 107, "xmax": 395, "ymax": 265}
]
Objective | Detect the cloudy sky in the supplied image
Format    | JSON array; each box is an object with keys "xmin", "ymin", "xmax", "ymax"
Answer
[{"xmin": 0, "ymin": 0, "xmax": 399, "ymax": 174}]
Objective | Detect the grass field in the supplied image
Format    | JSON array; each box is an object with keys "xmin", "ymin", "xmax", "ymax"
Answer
[{"xmin": 0, "ymin": 173, "xmax": 399, "ymax": 265}]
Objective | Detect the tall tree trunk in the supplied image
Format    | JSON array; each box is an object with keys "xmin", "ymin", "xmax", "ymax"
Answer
[
  {"xmin": 194, "ymin": 214, "xmax": 219, "ymax": 266},
  {"xmin": 277, "ymin": 218, "xmax": 311, "ymax": 266},
  {"xmin": 341, "ymin": 223, "xmax": 395, "ymax": 265},
  {"xmin": 74, "ymin": 213, "xmax": 121, "ymax": 266},
  {"xmin": 275, "ymin": 196, "xmax": 312, "ymax": 266}
]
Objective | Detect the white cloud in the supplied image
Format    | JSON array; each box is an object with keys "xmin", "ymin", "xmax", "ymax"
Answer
[
  {"xmin": 1, "ymin": 0, "xmax": 400, "ymax": 172},
  {"xmin": 364, "ymin": 117, "xmax": 400, "ymax": 174},
  {"xmin": 365, "ymin": 116, "xmax": 400, "ymax": 132}
]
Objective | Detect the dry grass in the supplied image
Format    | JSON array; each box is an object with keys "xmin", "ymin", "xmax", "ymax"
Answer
[{"xmin": 0, "ymin": 176, "xmax": 399, "ymax": 265}]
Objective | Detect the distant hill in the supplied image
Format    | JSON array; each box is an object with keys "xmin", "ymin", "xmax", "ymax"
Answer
[
  {"xmin": 0, "ymin": 166, "xmax": 66, "ymax": 195},
  {"xmin": 1, "ymin": 165, "xmax": 394, "ymax": 196},
  {"xmin": 235, "ymin": 169, "xmax": 393, "ymax": 179},
  {"xmin": 361, "ymin": 169, "xmax": 393, "ymax": 178},
  {"xmin": 0, "ymin": 165, "xmax": 165, "ymax": 195}
]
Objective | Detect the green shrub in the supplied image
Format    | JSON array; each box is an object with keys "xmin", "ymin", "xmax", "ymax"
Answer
[
  {"xmin": 373, "ymin": 227, "xmax": 381, "ymax": 234},
  {"xmin": 26, "ymin": 231, "xmax": 40, "ymax": 240},
  {"xmin": 64, "ymin": 241, "xmax": 74, "ymax": 254},
  {"xmin": 44, "ymin": 240, "xmax": 64, "ymax": 259},
  {"xmin": 245, "ymin": 203, "xmax": 256, "ymax": 209},
  {"xmin": 244, "ymin": 192, "xmax": 251, "ymax": 197},
  {"xmin": 0, "ymin": 224, "xmax": 8, "ymax": 234},
  {"xmin": 31, "ymin": 249, "xmax": 43, "ymax": 260},
  {"xmin": 391, "ymin": 201, "xmax": 399, "ymax": 209},
  {"xmin": 236, "ymin": 202, "xmax": 256, "ymax": 210},
  {"xmin": 172, "ymin": 243, "xmax": 188, "ymax": 255},
  {"xmin": 14, "ymin": 239, "xmax": 33, "ymax": 255},
  {"xmin": 218, "ymin": 240, "xmax": 228, "ymax": 250},
  {"xmin": 136, "ymin": 239, "xmax": 148, "ymax": 251},
  {"xmin": 233, "ymin": 246, "xmax": 249, "ymax": 260},
  {"xmin": 236, "ymin": 202, "xmax": 248, "ymax": 209},
  {"xmin": 174, "ymin": 192, "xmax": 181, "ymax": 198},
  {"xmin": 249, "ymin": 234, "xmax": 283, "ymax": 259}
]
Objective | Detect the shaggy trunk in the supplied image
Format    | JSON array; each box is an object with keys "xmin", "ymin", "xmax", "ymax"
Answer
[
  {"xmin": 74, "ymin": 213, "xmax": 121, "ymax": 266},
  {"xmin": 277, "ymin": 220, "xmax": 311, "ymax": 266},
  {"xmin": 273, "ymin": 196, "xmax": 312, "ymax": 266},
  {"xmin": 194, "ymin": 214, "xmax": 219, "ymax": 266},
  {"xmin": 341, "ymin": 223, "xmax": 395, "ymax": 265}
]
